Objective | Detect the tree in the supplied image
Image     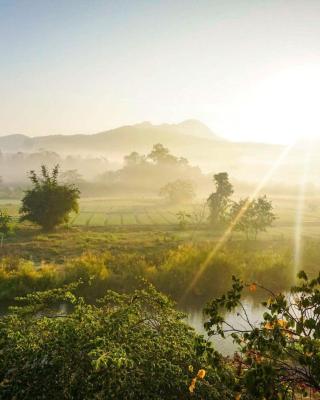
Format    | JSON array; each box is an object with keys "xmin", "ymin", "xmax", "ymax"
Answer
[
  {"xmin": 207, "ymin": 172, "xmax": 233, "ymax": 226},
  {"xmin": 229, "ymin": 195, "xmax": 276, "ymax": 239},
  {"xmin": 148, "ymin": 143, "xmax": 177, "ymax": 164},
  {"xmin": 20, "ymin": 165, "xmax": 80, "ymax": 231},
  {"xmin": 124, "ymin": 151, "xmax": 146, "ymax": 166},
  {"xmin": 204, "ymin": 271, "xmax": 320, "ymax": 399},
  {"xmin": 159, "ymin": 179, "xmax": 196, "ymax": 203}
]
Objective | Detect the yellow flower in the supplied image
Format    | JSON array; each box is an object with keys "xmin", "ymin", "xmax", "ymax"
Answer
[
  {"xmin": 189, "ymin": 378, "xmax": 197, "ymax": 393},
  {"xmin": 264, "ymin": 322, "xmax": 274, "ymax": 330},
  {"xmin": 277, "ymin": 319, "xmax": 288, "ymax": 328},
  {"xmin": 197, "ymin": 369, "xmax": 206, "ymax": 379}
]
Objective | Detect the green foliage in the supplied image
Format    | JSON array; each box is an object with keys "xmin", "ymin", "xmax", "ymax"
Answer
[
  {"xmin": 0, "ymin": 257, "xmax": 62, "ymax": 300},
  {"xmin": 204, "ymin": 272, "xmax": 320, "ymax": 399},
  {"xmin": 0, "ymin": 242, "xmax": 293, "ymax": 303},
  {"xmin": 159, "ymin": 180, "xmax": 195, "ymax": 204},
  {"xmin": 0, "ymin": 209, "xmax": 14, "ymax": 237},
  {"xmin": 0, "ymin": 285, "xmax": 234, "ymax": 399},
  {"xmin": 20, "ymin": 165, "xmax": 80, "ymax": 231},
  {"xmin": 207, "ymin": 172, "xmax": 234, "ymax": 226},
  {"xmin": 229, "ymin": 195, "xmax": 276, "ymax": 239}
]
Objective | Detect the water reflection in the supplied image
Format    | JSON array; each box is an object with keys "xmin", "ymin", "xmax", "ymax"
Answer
[{"xmin": 183, "ymin": 297, "xmax": 266, "ymax": 355}]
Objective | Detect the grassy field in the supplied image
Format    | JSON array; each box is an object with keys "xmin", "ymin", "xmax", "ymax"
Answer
[
  {"xmin": 1, "ymin": 195, "xmax": 320, "ymax": 313},
  {"xmin": 1, "ymin": 194, "xmax": 320, "ymax": 269},
  {"xmin": 2, "ymin": 195, "xmax": 320, "ymax": 234},
  {"xmin": 0, "ymin": 197, "xmax": 202, "ymax": 227}
]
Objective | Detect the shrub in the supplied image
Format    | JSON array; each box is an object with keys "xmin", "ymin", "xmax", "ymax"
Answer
[
  {"xmin": 0, "ymin": 209, "xmax": 14, "ymax": 238},
  {"xmin": 0, "ymin": 285, "xmax": 235, "ymax": 399},
  {"xmin": 20, "ymin": 165, "xmax": 80, "ymax": 231}
]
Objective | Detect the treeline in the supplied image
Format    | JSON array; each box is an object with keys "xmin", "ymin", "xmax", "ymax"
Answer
[
  {"xmin": 0, "ymin": 144, "xmax": 209, "ymax": 198},
  {"xmin": 97, "ymin": 143, "xmax": 207, "ymax": 196},
  {"xmin": 0, "ymin": 150, "xmax": 111, "ymax": 183},
  {"xmin": 1, "ymin": 144, "xmax": 318, "ymax": 200}
]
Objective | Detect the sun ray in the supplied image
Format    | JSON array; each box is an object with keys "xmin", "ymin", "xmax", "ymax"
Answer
[
  {"xmin": 293, "ymin": 140, "xmax": 312, "ymax": 277},
  {"xmin": 180, "ymin": 142, "xmax": 294, "ymax": 303}
]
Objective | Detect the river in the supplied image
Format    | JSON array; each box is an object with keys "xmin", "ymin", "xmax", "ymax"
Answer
[{"xmin": 183, "ymin": 297, "xmax": 266, "ymax": 355}]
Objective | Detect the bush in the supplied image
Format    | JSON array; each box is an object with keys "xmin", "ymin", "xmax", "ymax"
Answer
[
  {"xmin": 20, "ymin": 165, "xmax": 80, "ymax": 231},
  {"xmin": 0, "ymin": 209, "xmax": 14, "ymax": 238},
  {"xmin": 0, "ymin": 285, "xmax": 235, "ymax": 399}
]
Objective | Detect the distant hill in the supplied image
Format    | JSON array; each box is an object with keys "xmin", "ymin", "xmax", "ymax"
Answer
[
  {"xmin": 0, "ymin": 134, "xmax": 33, "ymax": 152},
  {"xmin": 0, "ymin": 120, "xmax": 222, "ymax": 155},
  {"xmin": 2, "ymin": 119, "xmax": 310, "ymax": 187}
]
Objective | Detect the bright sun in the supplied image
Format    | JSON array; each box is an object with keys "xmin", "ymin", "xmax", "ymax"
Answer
[{"xmin": 245, "ymin": 65, "xmax": 320, "ymax": 143}]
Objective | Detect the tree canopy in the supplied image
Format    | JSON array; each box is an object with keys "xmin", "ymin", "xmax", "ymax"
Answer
[
  {"xmin": 159, "ymin": 179, "xmax": 196, "ymax": 204},
  {"xmin": 229, "ymin": 196, "xmax": 276, "ymax": 239},
  {"xmin": 19, "ymin": 165, "xmax": 80, "ymax": 231},
  {"xmin": 207, "ymin": 172, "xmax": 234, "ymax": 226}
]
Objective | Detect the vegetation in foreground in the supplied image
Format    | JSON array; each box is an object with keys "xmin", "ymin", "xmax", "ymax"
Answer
[
  {"xmin": 1, "ymin": 274, "xmax": 320, "ymax": 399},
  {"xmin": 0, "ymin": 284, "xmax": 234, "ymax": 400}
]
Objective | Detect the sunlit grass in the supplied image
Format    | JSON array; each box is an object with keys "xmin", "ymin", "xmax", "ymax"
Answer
[{"xmin": 180, "ymin": 143, "xmax": 294, "ymax": 303}]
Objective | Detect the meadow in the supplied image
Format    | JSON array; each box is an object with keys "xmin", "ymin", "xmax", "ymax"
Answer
[
  {"xmin": 1, "ymin": 194, "xmax": 320, "ymax": 306},
  {"xmin": 2, "ymin": 194, "xmax": 320, "ymax": 230}
]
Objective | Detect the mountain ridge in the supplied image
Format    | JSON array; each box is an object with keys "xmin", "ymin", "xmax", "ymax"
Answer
[
  {"xmin": 0, "ymin": 119, "xmax": 225, "ymax": 154},
  {"xmin": 0, "ymin": 120, "xmax": 285, "ymax": 179}
]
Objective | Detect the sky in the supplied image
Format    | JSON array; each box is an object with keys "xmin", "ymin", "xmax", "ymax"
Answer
[{"xmin": 1, "ymin": 0, "xmax": 320, "ymax": 143}]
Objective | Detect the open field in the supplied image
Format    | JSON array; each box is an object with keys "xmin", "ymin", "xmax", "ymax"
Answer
[
  {"xmin": 1, "ymin": 195, "xmax": 320, "ymax": 277},
  {"xmin": 2, "ymin": 195, "xmax": 320, "ymax": 235},
  {"xmin": 0, "ymin": 197, "xmax": 201, "ymax": 226}
]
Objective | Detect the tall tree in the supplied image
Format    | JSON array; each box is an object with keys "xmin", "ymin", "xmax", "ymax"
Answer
[
  {"xmin": 207, "ymin": 172, "xmax": 233, "ymax": 226},
  {"xmin": 159, "ymin": 179, "xmax": 195, "ymax": 204},
  {"xmin": 20, "ymin": 165, "xmax": 80, "ymax": 231},
  {"xmin": 229, "ymin": 195, "xmax": 276, "ymax": 239},
  {"xmin": 148, "ymin": 143, "xmax": 177, "ymax": 164}
]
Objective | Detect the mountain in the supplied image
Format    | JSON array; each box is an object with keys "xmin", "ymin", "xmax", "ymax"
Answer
[
  {"xmin": 0, "ymin": 134, "xmax": 33, "ymax": 152},
  {"xmin": 0, "ymin": 120, "xmax": 292, "ymax": 184},
  {"xmin": 0, "ymin": 120, "xmax": 228, "ymax": 161},
  {"xmin": 0, "ymin": 120, "xmax": 221, "ymax": 154}
]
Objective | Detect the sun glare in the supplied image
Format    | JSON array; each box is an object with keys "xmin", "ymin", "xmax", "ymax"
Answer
[{"xmin": 246, "ymin": 64, "xmax": 320, "ymax": 143}]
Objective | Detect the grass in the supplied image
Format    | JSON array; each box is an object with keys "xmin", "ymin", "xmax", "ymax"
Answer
[
  {"xmin": 1, "ymin": 195, "xmax": 320, "ymax": 306},
  {"xmin": 0, "ymin": 233, "xmax": 297, "ymax": 304},
  {"xmin": 0, "ymin": 225, "xmax": 182, "ymax": 263},
  {"xmin": 1, "ymin": 195, "xmax": 320, "ymax": 230},
  {"xmin": 1, "ymin": 194, "xmax": 320, "ymax": 263}
]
